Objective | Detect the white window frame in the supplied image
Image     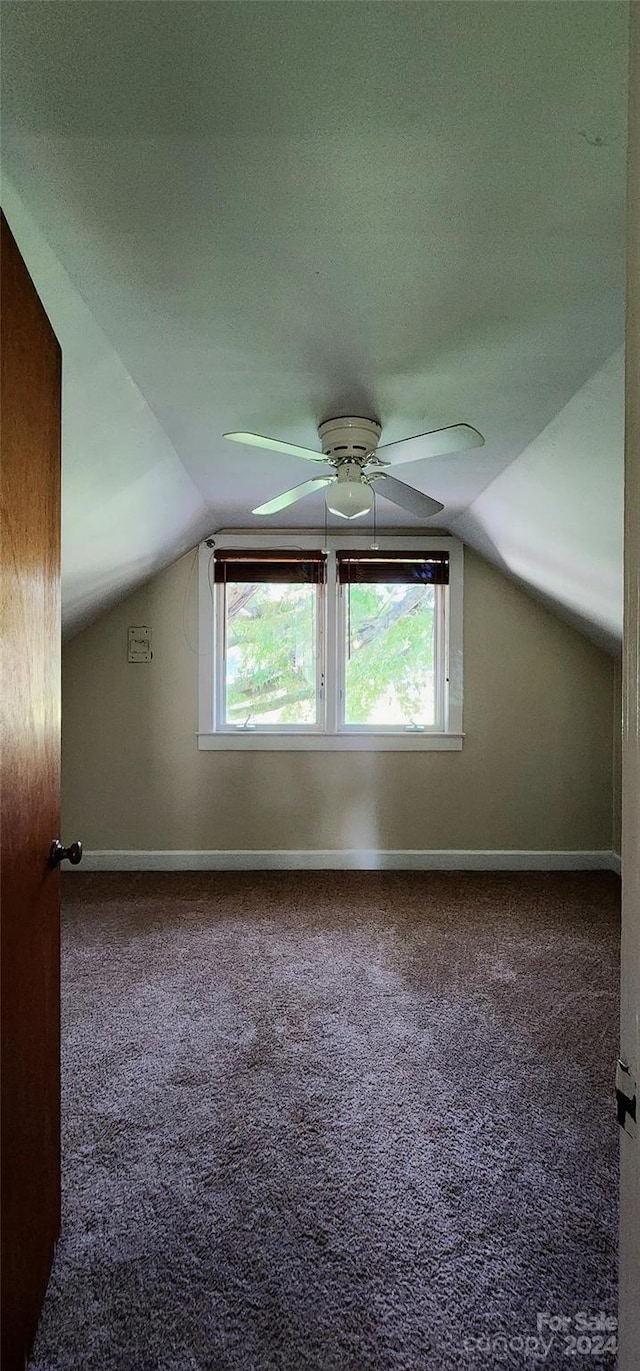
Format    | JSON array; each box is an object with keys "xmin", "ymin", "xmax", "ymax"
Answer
[
  {"xmin": 335, "ymin": 563, "xmax": 446, "ymax": 734},
  {"xmin": 198, "ymin": 531, "xmax": 464, "ymax": 751},
  {"xmin": 214, "ymin": 567, "xmax": 325, "ymax": 734}
]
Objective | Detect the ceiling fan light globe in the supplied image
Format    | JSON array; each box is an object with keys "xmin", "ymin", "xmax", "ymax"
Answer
[{"xmin": 325, "ymin": 482, "xmax": 373, "ymax": 520}]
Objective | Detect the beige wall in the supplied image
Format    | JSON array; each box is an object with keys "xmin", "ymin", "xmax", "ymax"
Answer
[{"xmin": 62, "ymin": 546, "xmax": 616, "ymax": 854}]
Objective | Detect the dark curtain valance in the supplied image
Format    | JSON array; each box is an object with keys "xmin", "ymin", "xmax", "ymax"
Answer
[
  {"xmin": 214, "ymin": 550, "xmax": 326, "ymax": 584},
  {"xmin": 337, "ymin": 550, "xmax": 449, "ymax": 585}
]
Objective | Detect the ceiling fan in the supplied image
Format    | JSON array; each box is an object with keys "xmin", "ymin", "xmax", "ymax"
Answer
[{"xmin": 223, "ymin": 416, "xmax": 484, "ymax": 520}]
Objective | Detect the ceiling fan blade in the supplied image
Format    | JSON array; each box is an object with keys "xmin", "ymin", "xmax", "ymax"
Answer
[
  {"xmin": 376, "ymin": 423, "xmax": 484, "ymax": 467},
  {"xmin": 224, "ymin": 431, "xmax": 327, "ymax": 463},
  {"xmin": 372, "ymin": 474, "xmax": 444, "ymax": 518},
  {"xmin": 252, "ymin": 476, "xmax": 335, "ymax": 516}
]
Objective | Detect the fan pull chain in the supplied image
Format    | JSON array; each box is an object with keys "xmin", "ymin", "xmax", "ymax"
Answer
[
  {"xmin": 223, "ymin": 561, "xmax": 227, "ymax": 664},
  {"xmin": 347, "ymin": 564, "xmax": 352, "ymax": 661}
]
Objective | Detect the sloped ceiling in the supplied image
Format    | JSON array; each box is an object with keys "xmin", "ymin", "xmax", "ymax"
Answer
[
  {"xmin": 2, "ymin": 178, "xmax": 213, "ymax": 636},
  {"xmin": 0, "ymin": 1, "xmax": 628, "ymax": 647},
  {"xmin": 452, "ymin": 351, "xmax": 624, "ymax": 650}
]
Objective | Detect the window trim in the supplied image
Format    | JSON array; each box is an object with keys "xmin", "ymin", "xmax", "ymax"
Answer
[
  {"xmin": 198, "ymin": 531, "xmax": 464, "ymax": 751},
  {"xmin": 214, "ymin": 566, "xmax": 325, "ymax": 733},
  {"xmin": 336, "ymin": 569, "xmax": 445, "ymax": 733}
]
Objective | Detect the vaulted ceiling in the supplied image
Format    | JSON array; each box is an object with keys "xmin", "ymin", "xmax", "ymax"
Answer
[{"xmin": 0, "ymin": 1, "xmax": 627, "ymax": 648}]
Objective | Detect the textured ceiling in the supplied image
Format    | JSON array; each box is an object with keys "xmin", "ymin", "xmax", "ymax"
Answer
[{"xmin": 0, "ymin": 1, "xmax": 628, "ymax": 645}]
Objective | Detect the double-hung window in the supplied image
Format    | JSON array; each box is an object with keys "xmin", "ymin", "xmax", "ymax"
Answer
[
  {"xmin": 199, "ymin": 534, "xmax": 463, "ymax": 750},
  {"xmin": 337, "ymin": 550, "xmax": 447, "ymax": 732},
  {"xmin": 213, "ymin": 549, "xmax": 325, "ymax": 732}
]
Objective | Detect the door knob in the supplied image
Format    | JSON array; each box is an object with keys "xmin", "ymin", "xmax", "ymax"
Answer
[{"xmin": 49, "ymin": 840, "xmax": 83, "ymax": 868}]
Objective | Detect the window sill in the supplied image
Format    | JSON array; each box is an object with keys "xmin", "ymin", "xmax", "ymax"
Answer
[{"xmin": 197, "ymin": 732, "xmax": 464, "ymax": 752}]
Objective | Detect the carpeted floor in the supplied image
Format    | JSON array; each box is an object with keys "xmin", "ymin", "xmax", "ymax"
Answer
[{"xmin": 30, "ymin": 871, "xmax": 619, "ymax": 1371}]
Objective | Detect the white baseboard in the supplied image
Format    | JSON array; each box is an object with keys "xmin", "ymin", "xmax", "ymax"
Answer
[
  {"xmin": 610, "ymin": 851, "xmax": 622, "ymax": 875},
  {"xmin": 72, "ymin": 849, "xmax": 620, "ymax": 873}
]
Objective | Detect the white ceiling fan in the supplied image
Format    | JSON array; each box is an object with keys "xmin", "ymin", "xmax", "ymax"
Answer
[{"xmin": 223, "ymin": 416, "xmax": 484, "ymax": 520}]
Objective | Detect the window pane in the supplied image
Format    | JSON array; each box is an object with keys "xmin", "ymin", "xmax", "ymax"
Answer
[
  {"xmin": 343, "ymin": 583, "xmax": 436, "ymax": 725},
  {"xmin": 225, "ymin": 582, "xmax": 317, "ymax": 725}
]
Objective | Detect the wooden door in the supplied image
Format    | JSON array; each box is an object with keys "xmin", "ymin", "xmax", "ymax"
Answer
[{"xmin": 1, "ymin": 213, "xmax": 62, "ymax": 1368}]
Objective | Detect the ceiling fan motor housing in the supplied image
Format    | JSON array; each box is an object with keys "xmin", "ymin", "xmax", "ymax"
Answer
[{"xmin": 318, "ymin": 416, "xmax": 382, "ymax": 465}]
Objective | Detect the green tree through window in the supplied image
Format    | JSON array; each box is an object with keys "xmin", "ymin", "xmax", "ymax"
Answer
[
  {"xmin": 344, "ymin": 583, "xmax": 435, "ymax": 724},
  {"xmin": 226, "ymin": 583, "xmax": 317, "ymax": 724},
  {"xmin": 224, "ymin": 580, "xmax": 435, "ymax": 726}
]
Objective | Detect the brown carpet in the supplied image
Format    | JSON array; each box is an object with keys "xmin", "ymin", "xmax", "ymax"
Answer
[{"xmin": 30, "ymin": 871, "xmax": 619, "ymax": 1370}]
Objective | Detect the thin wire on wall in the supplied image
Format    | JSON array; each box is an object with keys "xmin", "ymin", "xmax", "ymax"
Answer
[{"xmin": 181, "ymin": 546, "xmax": 200, "ymax": 654}]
